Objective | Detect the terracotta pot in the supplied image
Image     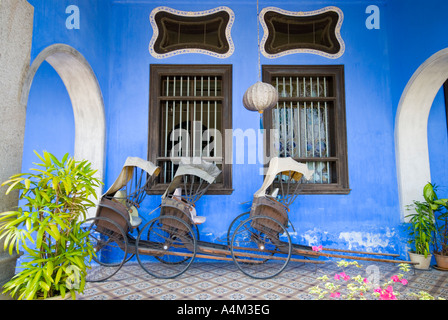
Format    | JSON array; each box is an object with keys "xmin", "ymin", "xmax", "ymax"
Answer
[
  {"xmin": 408, "ymin": 251, "xmax": 432, "ymax": 270},
  {"xmin": 434, "ymin": 253, "xmax": 448, "ymax": 270}
]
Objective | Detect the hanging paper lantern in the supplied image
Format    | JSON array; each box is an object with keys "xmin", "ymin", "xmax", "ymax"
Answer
[{"xmin": 242, "ymin": 81, "xmax": 278, "ymax": 114}]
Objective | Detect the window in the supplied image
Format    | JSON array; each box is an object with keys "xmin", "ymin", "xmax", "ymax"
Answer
[
  {"xmin": 262, "ymin": 65, "xmax": 349, "ymax": 194},
  {"xmin": 148, "ymin": 64, "xmax": 233, "ymax": 194}
]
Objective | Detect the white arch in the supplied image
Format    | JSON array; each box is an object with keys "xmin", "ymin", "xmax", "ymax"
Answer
[
  {"xmin": 395, "ymin": 47, "xmax": 448, "ymax": 221},
  {"xmin": 20, "ymin": 44, "xmax": 106, "ymax": 202}
]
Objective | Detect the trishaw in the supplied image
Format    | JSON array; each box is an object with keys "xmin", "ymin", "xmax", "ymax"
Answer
[{"xmin": 82, "ymin": 156, "xmax": 415, "ymax": 282}]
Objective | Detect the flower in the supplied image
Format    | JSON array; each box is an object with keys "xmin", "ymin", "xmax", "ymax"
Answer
[
  {"xmin": 308, "ymin": 260, "xmax": 444, "ymax": 300},
  {"xmin": 330, "ymin": 292, "xmax": 341, "ymax": 298},
  {"xmin": 312, "ymin": 245, "xmax": 323, "ymax": 252}
]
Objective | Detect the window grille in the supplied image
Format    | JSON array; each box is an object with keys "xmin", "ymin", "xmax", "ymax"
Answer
[
  {"xmin": 148, "ymin": 65, "xmax": 233, "ymax": 194},
  {"xmin": 272, "ymin": 75, "xmax": 333, "ymax": 184},
  {"xmin": 263, "ymin": 65, "xmax": 349, "ymax": 194},
  {"xmin": 159, "ymin": 75, "xmax": 223, "ymax": 183}
]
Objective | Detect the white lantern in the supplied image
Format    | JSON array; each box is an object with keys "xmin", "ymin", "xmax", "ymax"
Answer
[{"xmin": 242, "ymin": 81, "xmax": 278, "ymax": 114}]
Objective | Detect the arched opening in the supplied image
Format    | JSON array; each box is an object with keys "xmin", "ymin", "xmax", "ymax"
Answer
[
  {"xmin": 20, "ymin": 44, "xmax": 106, "ymax": 206},
  {"xmin": 395, "ymin": 48, "xmax": 448, "ymax": 221}
]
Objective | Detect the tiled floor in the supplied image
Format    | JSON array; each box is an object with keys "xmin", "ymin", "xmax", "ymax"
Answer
[{"xmin": 77, "ymin": 260, "xmax": 448, "ymax": 300}]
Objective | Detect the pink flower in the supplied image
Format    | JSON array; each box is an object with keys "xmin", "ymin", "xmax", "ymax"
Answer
[
  {"xmin": 391, "ymin": 275, "xmax": 400, "ymax": 282},
  {"xmin": 374, "ymin": 287, "xmax": 382, "ymax": 293},
  {"xmin": 401, "ymin": 279, "xmax": 408, "ymax": 285},
  {"xmin": 330, "ymin": 292, "xmax": 341, "ymax": 298},
  {"xmin": 378, "ymin": 286, "xmax": 397, "ymax": 300},
  {"xmin": 363, "ymin": 278, "xmax": 369, "ymax": 284},
  {"xmin": 312, "ymin": 245, "xmax": 322, "ymax": 252},
  {"xmin": 340, "ymin": 272, "xmax": 350, "ymax": 281},
  {"xmin": 334, "ymin": 272, "xmax": 350, "ymax": 281}
]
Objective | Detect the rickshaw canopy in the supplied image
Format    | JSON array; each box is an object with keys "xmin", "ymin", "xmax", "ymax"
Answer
[
  {"xmin": 104, "ymin": 157, "xmax": 160, "ymax": 196},
  {"xmin": 254, "ymin": 157, "xmax": 314, "ymax": 198},
  {"xmin": 162, "ymin": 158, "xmax": 221, "ymax": 199}
]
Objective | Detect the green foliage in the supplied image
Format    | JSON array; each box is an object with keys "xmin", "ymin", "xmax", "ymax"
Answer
[
  {"xmin": 405, "ymin": 183, "xmax": 439, "ymax": 258},
  {"xmin": 0, "ymin": 151, "xmax": 102, "ymax": 300}
]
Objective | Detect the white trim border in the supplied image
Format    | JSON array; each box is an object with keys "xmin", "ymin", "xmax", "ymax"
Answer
[
  {"xmin": 259, "ymin": 6, "xmax": 345, "ymax": 59},
  {"xmin": 149, "ymin": 6, "xmax": 235, "ymax": 59}
]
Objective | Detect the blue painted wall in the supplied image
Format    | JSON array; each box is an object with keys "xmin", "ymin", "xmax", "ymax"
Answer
[{"xmin": 22, "ymin": 0, "xmax": 448, "ymax": 262}]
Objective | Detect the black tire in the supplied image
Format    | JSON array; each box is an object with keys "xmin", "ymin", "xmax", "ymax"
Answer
[
  {"xmin": 81, "ymin": 216, "xmax": 128, "ymax": 282},
  {"xmin": 136, "ymin": 215, "xmax": 197, "ymax": 279},
  {"xmin": 230, "ymin": 215, "xmax": 291, "ymax": 279},
  {"xmin": 226, "ymin": 212, "xmax": 250, "ymax": 246}
]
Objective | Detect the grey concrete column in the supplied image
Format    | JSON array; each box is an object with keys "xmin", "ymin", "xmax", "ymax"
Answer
[{"xmin": 0, "ymin": 0, "xmax": 34, "ymax": 299}]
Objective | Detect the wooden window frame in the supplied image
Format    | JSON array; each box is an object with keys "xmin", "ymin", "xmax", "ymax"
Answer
[
  {"xmin": 147, "ymin": 64, "xmax": 233, "ymax": 195},
  {"xmin": 262, "ymin": 65, "xmax": 350, "ymax": 194}
]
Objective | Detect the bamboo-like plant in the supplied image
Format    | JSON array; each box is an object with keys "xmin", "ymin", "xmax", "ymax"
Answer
[
  {"xmin": 425, "ymin": 184, "xmax": 448, "ymax": 257},
  {"xmin": 0, "ymin": 151, "xmax": 102, "ymax": 300},
  {"xmin": 405, "ymin": 183, "xmax": 438, "ymax": 258}
]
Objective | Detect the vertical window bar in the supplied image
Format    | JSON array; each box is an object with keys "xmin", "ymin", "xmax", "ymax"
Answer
[
  {"xmin": 193, "ymin": 76, "xmax": 197, "ymax": 157},
  {"xmin": 214, "ymin": 76, "xmax": 217, "ymax": 158},
  {"xmin": 187, "ymin": 76, "xmax": 190, "ymax": 158},
  {"xmin": 172, "ymin": 77, "xmax": 176, "ymax": 181},
  {"xmin": 289, "ymin": 77, "xmax": 294, "ymax": 157},
  {"xmin": 303, "ymin": 77, "xmax": 307, "ymax": 160},
  {"xmin": 207, "ymin": 76, "xmax": 210, "ymax": 157},
  {"xmin": 164, "ymin": 76, "xmax": 169, "ymax": 183},
  {"xmin": 282, "ymin": 77, "xmax": 287, "ymax": 156},
  {"xmin": 200, "ymin": 76, "xmax": 204, "ymax": 157},
  {"xmin": 296, "ymin": 77, "xmax": 301, "ymax": 158},
  {"xmin": 180, "ymin": 76, "xmax": 183, "ymax": 158},
  {"xmin": 310, "ymin": 76, "xmax": 316, "ymax": 182},
  {"xmin": 317, "ymin": 77, "xmax": 322, "ymax": 183},
  {"xmin": 324, "ymin": 77, "xmax": 330, "ymax": 183}
]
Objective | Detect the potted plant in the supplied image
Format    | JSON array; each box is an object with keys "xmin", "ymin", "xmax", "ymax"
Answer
[
  {"xmin": 405, "ymin": 183, "xmax": 437, "ymax": 270},
  {"xmin": 427, "ymin": 185, "xmax": 448, "ymax": 269},
  {"xmin": 0, "ymin": 151, "xmax": 102, "ymax": 299}
]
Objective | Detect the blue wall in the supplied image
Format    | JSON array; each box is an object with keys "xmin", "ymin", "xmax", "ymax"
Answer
[
  {"xmin": 386, "ymin": 0, "xmax": 448, "ymax": 199},
  {"xmin": 22, "ymin": 0, "xmax": 448, "ymax": 261}
]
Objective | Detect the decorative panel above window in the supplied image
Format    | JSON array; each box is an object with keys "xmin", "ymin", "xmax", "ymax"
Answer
[
  {"xmin": 149, "ymin": 7, "xmax": 235, "ymax": 59},
  {"xmin": 260, "ymin": 7, "xmax": 345, "ymax": 59},
  {"xmin": 262, "ymin": 65, "xmax": 349, "ymax": 194}
]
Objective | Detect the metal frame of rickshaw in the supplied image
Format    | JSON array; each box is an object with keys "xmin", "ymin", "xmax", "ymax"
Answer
[{"xmin": 83, "ymin": 156, "xmax": 416, "ymax": 282}]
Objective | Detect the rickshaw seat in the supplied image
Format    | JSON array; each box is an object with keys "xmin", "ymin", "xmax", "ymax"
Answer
[{"xmin": 114, "ymin": 190, "xmax": 142, "ymax": 227}]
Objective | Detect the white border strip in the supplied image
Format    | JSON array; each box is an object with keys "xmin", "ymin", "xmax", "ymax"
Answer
[
  {"xmin": 149, "ymin": 6, "xmax": 235, "ymax": 59},
  {"xmin": 259, "ymin": 6, "xmax": 345, "ymax": 59}
]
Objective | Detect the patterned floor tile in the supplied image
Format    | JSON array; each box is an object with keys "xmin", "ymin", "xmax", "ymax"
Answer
[{"xmin": 77, "ymin": 261, "xmax": 448, "ymax": 300}]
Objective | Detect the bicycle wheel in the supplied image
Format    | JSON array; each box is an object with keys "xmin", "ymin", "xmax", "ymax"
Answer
[
  {"xmin": 226, "ymin": 212, "xmax": 250, "ymax": 246},
  {"xmin": 230, "ymin": 215, "xmax": 291, "ymax": 279},
  {"xmin": 81, "ymin": 217, "xmax": 128, "ymax": 282},
  {"xmin": 136, "ymin": 215, "xmax": 197, "ymax": 279}
]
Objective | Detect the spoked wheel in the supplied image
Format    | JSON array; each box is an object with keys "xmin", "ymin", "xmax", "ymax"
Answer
[
  {"xmin": 230, "ymin": 215, "xmax": 291, "ymax": 279},
  {"xmin": 226, "ymin": 212, "xmax": 249, "ymax": 246},
  {"xmin": 136, "ymin": 215, "xmax": 197, "ymax": 279},
  {"xmin": 81, "ymin": 217, "xmax": 128, "ymax": 282}
]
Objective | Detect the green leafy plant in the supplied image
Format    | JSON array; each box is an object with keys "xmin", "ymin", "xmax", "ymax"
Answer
[
  {"xmin": 405, "ymin": 183, "xmax": 438, "ymax": 258},
  {"xmin": 0, "ymin": 151, "xmax": 102, "ymax": 300},
  {"xmin": 420, "ymin": 183, "xmax": 448, "ymax": 257}
]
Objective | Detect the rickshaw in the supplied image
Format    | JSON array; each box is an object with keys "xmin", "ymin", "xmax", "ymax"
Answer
[{"xmin": 82, "ymin": 156, "xmax": 415, "ymax": 282}]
